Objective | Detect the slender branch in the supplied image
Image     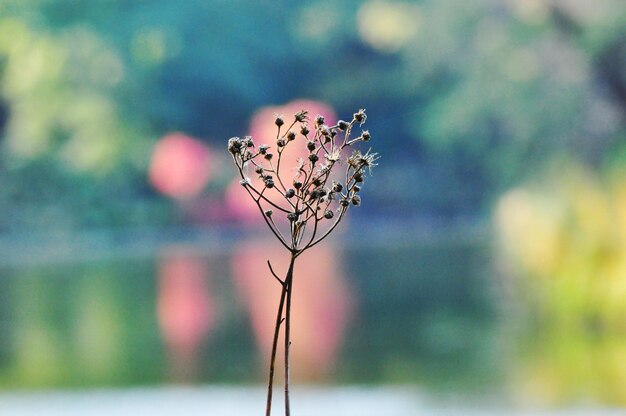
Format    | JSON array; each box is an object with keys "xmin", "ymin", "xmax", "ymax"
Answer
[
  {"xmin": 284, "ymin": 253, "xmax": 296, "ymax": 416},
  {"xmin": 267, "ymin": 260, "xmax": 284, "ymax": 285},
  {"xmin": 265, "ymin": 256, "xmax": 295, "ymax": 416},
  {"xmin": 238, "ymin": 171, "xmax": 291, "ymax": 214},
  {"xmin": 304, "ymin": 207, "xmax": 348, "ymax": 251},
  {"xmin": 240, "ymin": 184, "xmax": 291, "ymax": 250}
]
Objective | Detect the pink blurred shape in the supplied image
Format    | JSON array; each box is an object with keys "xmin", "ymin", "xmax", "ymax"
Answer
[
  {"xmin": 225, "ymin": 99, "xmax": 337, "ymax": 222},
  {"xmin": 157, "ymin": 248, "xmax": 215, "ymax": 380},
  {"xmin": 149, "ymin": 133, "xmax": 214, "ymax": 199},
  {"xmin": 232, "ymin": 239, "xmax": 352, "ymax": 381}
]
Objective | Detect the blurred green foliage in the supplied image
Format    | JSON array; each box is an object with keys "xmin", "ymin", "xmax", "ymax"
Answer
[{"xmin": 0, "ymin": 0, "xmax": 624, "ymax": 231}]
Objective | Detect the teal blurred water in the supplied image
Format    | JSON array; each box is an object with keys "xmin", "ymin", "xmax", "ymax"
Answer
[{"xmin": 0, "ymin": 227, "xmax": 502, "ymax": 393}]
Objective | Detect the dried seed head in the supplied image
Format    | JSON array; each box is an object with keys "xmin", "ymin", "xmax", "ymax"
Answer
[
  {"xmin": 300, "ymin": 125, "xmax": 310, "ymax": 136},
  {"xmin": 351, "ymin": 195, "xmax": 361, "ymax": 206},
  {"xmin": 240, "ymin": 178, "xmax": 251, "ymax": 186},
  {"xmin": 295, "ymin": 110, "xmax": 308, "ymax": 122},
  {"xmin": 354, "ymin": 172, "xmax": 363, "ymax": 183},
  {"xmin": 354, "ymin": 185, "xmax": 361, "ymax": 192},
  {"xmin": 293, "ymin": 180, "xmax": 302, "ymax": 189},
  {"xmin": 361, "ymin": 130, "xmax": 371, "ymax": 141},
  {"xmin": 314, "ymin": 115, "xmax": 325, "ymax": 126},
  {"xmin": 255, "ymin": 166, "xmax": 264, "ymax": 174},
  {"xmin": 354, "ymin": 109, "xmax": 367, "ymax": 124},
  {"xmin": 287, "ymin": 212, "xmax": 298, "ymax": 222},
  {"xmin": 324, "ymin": 210, "xmax": 334, "ymax": 219},
  {"xmin": 337, "ymin": 120, "xmax": 348, "ymax": 131},
  {"xmin": 340, "ymin": 198, "xmax": 350, "ymax": 207},
  {"xmin": 308, "ymin": 153, "xmax": 319, "ymax": 163},
  {"xmin": 264, "ymin": 153, "xmax": 273, "ymax": 161},
  {"xmin": 275, "ymin": 116, "xmax": 284, "ymax": 127},
  {"xmin": 332, "ymin": 181, "xmax": 343, "ymax": 192},
  {"xmin": 307, "ymin": 141, "xmax": 316, "ymax": 151},
  {"xmin": 259, "ymin": 145, "xmax": 270, "ymax": 155},
  {"xmin": 287, "ymin": 130, "xmax": 296, "ymax": 141},
  {"xmin": 285, "ymin": 189, "xmax": 295, "ymax": 198},
  {"xmin": 277, "ymin": 138, "xmax": 286, "ymax": 147},
  {"xmin": 265, "ymin": 209, "xmax": 273, "ymax": 217},
  {"xmin": 313, "ymin": 177, "xmax": 323, "ymax": 186},
  {"xmin": 264, "ymin": 178, "xmax": 275, "ymax": 188},
  {"xmin": 243, "ymin": 136, "xmax": 254, "ymax": 147},
  {"xmin": 228, "ymin": 137, "xmax": 242, "ymax": 154},
  {"xmin": 348, "ymin": 150, "xmax": 379, "ymax": 171}
]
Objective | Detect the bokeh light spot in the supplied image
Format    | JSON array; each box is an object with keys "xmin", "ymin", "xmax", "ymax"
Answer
[
  {"xmin": 149, "ymin": 133, "xmax": 214, "ymax": 199},
  {"xmin": 357, "ymin": 1, "xmax": 421, "ymax": 53}
]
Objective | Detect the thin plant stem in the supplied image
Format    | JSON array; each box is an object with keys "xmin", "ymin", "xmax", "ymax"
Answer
[
  {"xmin": 283, "ymin": 253, "xmax": 296, "ymax": 416},
  {"xmin": 265, "ymin": 254, "xmax": 296, "ymax": 416},
  {"xmin": 228, "ymin": 108, "xmax": 376, "ymax": 416}
]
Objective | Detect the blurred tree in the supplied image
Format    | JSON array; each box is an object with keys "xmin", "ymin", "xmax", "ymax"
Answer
[{"xmin": 0, "ymin": 0, "xmax": 624, "ymax": 231}]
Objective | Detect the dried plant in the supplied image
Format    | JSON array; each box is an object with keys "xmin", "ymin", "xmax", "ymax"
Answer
[{"xmin": 227, "ymin": 108, "xmax": 378, "ymax": 415}]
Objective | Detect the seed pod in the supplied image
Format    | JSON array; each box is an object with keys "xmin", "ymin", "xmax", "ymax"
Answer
[
  {"xmin": 265, "ymin": 209, "xmax": 273, "ymax": 217},
  {"xmin": 354, "ymin": 109, "xmax": 366, "ymax": 123},
  {"xmin": 337, "ymin": 120, "xmax": 348, "ymax": 131},
  {"xmin": 307, "ymin": 141, "xmax": 316, "ymax": 151},
  {"xmin": 351, "ymin": 195, "xmax": 361, "ymax": 206},
  {"xmin": 324, "ymin": 210, "xmax": 334, "ymax": 219},
  {"xmin": 295, "ymin": 110, "xmax": 308, "ymax": 122},
  {"xmin": 264, "ymin": 153, "xmax": 273, "ymax": 161},
  {"xmin": 228, "ymin": 137, "xmax": 242, "ymax": 154},
  {"xmin": 300, "ymin": 125, "xmax": 310, "ymax": 136},
  {"xmin": 275, "ymin": 117, "xmax": 284, "ymax": 127},
  {"xmin": 287, "ymin": 131, "xmax": 296, "ymax": 141},
  {"xmin": 285, "ymin": 189, "xmax": 295, "ymax": 198},
  {"xmin": 308, "ymin": 154, "xmax": 318, "ymax": 163},
  {"xmin": 332, "ymin": 181, "xmax": 343, "ymax": 192},
  {"xmin": 293, "ymin": 180, "xmax": 302, "ymax": 189}
]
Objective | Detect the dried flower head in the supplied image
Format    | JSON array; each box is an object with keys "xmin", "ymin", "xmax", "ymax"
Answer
[
  {"xmin": 354, "ymin": 108, "xmax": 367, "ymax": 124},
  {"xmin": 295, "ymin": 110, "xmax": 308, "ymax": 122},
  {"xmin": 226, "ymin": 106, "xmax": 379, "ymax": 416},
  {"xmin": 348, "ymin": 149, "xmax": 379, "ymax": 172}
]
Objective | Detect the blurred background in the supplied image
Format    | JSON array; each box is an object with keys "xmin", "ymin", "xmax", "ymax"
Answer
[{"xmin": 0, "ymin": 0, "xmax": 625, "ymax": 413}]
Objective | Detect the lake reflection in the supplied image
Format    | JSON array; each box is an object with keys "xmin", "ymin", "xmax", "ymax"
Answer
[{"xmin": 7, "ymin": 231, "xmax": 622, "ymax": 405}]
